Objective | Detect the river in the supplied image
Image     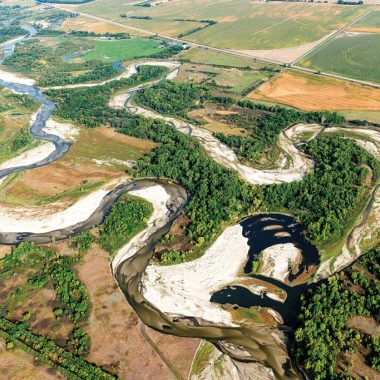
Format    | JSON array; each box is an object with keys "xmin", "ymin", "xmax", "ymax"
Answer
[{"xmin": 0, "ymin": 27, "xmax": 378, "ymax": 380}]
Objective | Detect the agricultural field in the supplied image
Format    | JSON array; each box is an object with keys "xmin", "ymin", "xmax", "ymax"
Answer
[
  {"xmin": 349, "ymin": 7, "xmax": 380, "ymax": 33},
  {"xmin": 82, "ymin": 38, "xmax": 163, "ymax": 62},
  {"xmin": 298, "ymin": 32, "xmax": 380, "ymax": 83},
  {"xmin": 250, "ymin": 69, "xmax": 380, "ymax": 112},
  {"xmin": 176, "ymin": 62, "xmax": 274, "ymax": 96},
  {"xmin": 179, "ymin": 47, "xmax": 264, "ymax": 69},
  {"xmin": 60, "ymin": 14, "xmax": 147, "ymax": 35},
  {"xmin": 74, "ymin": 0, "xmax": 371, "ymax": 49}
]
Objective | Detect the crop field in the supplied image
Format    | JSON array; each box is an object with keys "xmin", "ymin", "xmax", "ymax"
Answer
[
  {"xmin": 299, "ymin": 32, "xmax": 380, "ymax": 83},
  {"xmin": 82, "ymin": 38, "xmax": 163, "ymax": 62},
  {"xmin": 75, "ymin": 0, "xmax": 371, "ymax": 49},
  {"xmin": 349, "ymin": 8, "xmax": 380, "ymax": 33},
  {"xmin": 179, "ymin": 47, "xmax": 264, "ymax": 69},
  {"xmin": 60, "ymin": 14, "xmax": 146, "ymax": 35},
  {"xmin": 250, "ymin": 69, "xmax": 380, "ymax": 112}
]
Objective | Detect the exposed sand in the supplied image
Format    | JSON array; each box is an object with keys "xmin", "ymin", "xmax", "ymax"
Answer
[
  {"xmin": 259, "ymin": 243, "xmax": 302, "ymax": 282},
  {"xmin": 0, "ymin": 177, "xmax": 130, "ymax": 233},
  {"xmin": 250, "ymin": 70, "xmax": 380, "ymax": 111},
  {"xmin": 0, "ymin": 142, "xmax": 55, "ymax": 172},
  {"xmin": 233, "ymin": 31, "xmax": 336, "ymax": 64},
  {"xmin": 43, "ymin": 119, "xmax": 80, "ymax": 142},
  {"xmin": 141, "ymin": 225, "xmax": 250, "ymax": 325},
  {"xmin": 0, "ymin": 67, "xmax": 35, "ymax": 86},
  {"xmin": 112, "ymin": 185, "xmax": 172, "ymax": 271}
]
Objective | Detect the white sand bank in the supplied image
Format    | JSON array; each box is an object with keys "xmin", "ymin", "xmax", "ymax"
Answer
[
  {"xmin": 0, "ymin": 67, "xmax": 35, "ymax": 86},
  {"xmin": 259, "ymin": 243, "xmax": 301, "ymax": 282},
  {"xmin": 43, "ymin": 119, "xmax": 79, "ymax": 142},
  {"xmin": 111, "ymin": 184, "xmax": 171, "ymax": 271},
  {"xmin": 0, "ymin": 187, "xmax": 109, "ymax": 233},
  {"xmin": 141, "ymin": 225, "xmax": 250, "ymax": 325},
  {"xmin": 0, "ymin": 142, "xmax": 55, "ymax": 172}
]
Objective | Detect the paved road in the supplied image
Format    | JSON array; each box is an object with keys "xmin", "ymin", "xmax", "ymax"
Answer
[{"xmin": 55, "ymin": 5, "xmax": 380, "ymax": 88}]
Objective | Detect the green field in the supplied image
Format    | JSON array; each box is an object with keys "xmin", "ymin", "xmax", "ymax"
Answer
[
  {"xmin": 77, "ymin": 0, "xmax": 371, "ymax": 49},
  {"xmin": 350, "ymin": 8, "xmax": 380, "ymax": 30},
  {"xmin": 299, "ymin": 33, "xmax": 380, "ymax": 83},
  {"xmin": 179, "ymin": 47, "xmax": 262, "ymax": 68},
  {"xmin": 82, "ymin": 38, "xmax": 163, "ymax": 62}
]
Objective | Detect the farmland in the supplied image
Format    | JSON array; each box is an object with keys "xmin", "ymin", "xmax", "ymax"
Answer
[
  {"xmin": 250, "ymin": 69, "xmax": 380, "ymax": 112},
  {"xmin": 82, "ymin": 38, "xmax": 163, "ymax": 62},
  {"xmin": 73, "ymin": 0, "xmax": 371, "ymax": 50},
  {"xmin": 298, "ymin": 32, "xmax": 380, "ymax": 83},
  {"xmin": 349, "ymin": 7, "xmax": 380, "ymax": 33}
]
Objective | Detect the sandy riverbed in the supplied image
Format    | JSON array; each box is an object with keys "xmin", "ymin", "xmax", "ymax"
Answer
[
  {"xmin": 43, "ymin": 119, "xmax": 79, "ymax": 142},
  {"xmin": 0, "ymin": 67, "xmax": 35, "ymax": 86},
  {"xmin": 0, "ymin": 142, "xmax": 55, "ymax": 172},
  {"xmin": 141, "ymin": 225, "xmax": 250, "ymax": 325}
]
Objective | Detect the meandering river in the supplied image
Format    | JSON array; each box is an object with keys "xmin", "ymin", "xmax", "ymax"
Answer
[{"xmin": 0, "ymin": 29, "xmax": 379, "ymax": 380}]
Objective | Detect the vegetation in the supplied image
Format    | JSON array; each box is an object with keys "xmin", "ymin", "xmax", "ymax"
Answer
[
  {"xmin": 70, "ymin": 30, "xmax": 130, "ymax": 39},
  {"xmin": 99, "ymin": 195, "xmax": 153, "ymax": 253},
  {"xmin": 215, "ymin": 100, "xmax": 346, "ymax": 165},
  {"xmin": 0, "ymin": 317, "xmax": 116, "ymax": 379},
  {"xmin": 299, "ymin": 33, "xmax": 380, "ymax": 83},
  {"xmin": 0, "ymin": 242, "xmax": 115, "ymax": 378},
  {"xmin": 135, "ymin": 80, "xmax": 207, "ymax": 118},
  {"xmin": 46, "ymin": 65, "xmax": 168, "ymax": 128},
  {"xmin": 294, "ymin": 246, "xmax": 380, "ymax": 379},
  {"xmin": 265, "ymin": 135, "xmax": 379, "ymax": 248},
  {"xmin": 176, "ymin": 19, "xmax": 217, "ymax": 38},
  {"xmin": 0, "ymin": 27, "xmax": 25, "ymax": 44},
  {"xmin": 82, "ymin": 38, "xmax": 162, "ymax": 62}
]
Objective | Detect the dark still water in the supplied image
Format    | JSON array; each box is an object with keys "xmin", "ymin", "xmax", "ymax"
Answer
[{"xmin": 211, "ymin": 213, "xmax": 320, "ymax": 325}]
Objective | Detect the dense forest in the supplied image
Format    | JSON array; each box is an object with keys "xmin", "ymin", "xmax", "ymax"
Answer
[
  {"xmin": 135, "ymin": 80, "xmax": 207, "ymax": 118},
  {"xmin": 264, "ymin": 135, "xmax": 379, "ymax": 247},
  {"xmin": 294, "ymin": 246, "xmax": 380, "ymax": 379},
  {"xmin": 99, "ymin": 195, "xmax": 153, "ymax": 253}
]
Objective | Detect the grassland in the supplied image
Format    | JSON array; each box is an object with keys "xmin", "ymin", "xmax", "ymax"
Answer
[
  {"xmin": 0, "ymin": 89, "xmax": 40, "ymax": 164},
  {"xmin": 299, "ymin": 32, "xmax": 380, "ymax": 83},
  {"xmin": 250, "ymin": 69, "xmax": 380, "ymax": 112},
  {"xmin": 176, "ymin": 62, "xmax": 273, "ymax": 96},
  {"xmin": 0, "ymin": 126, "xmax": 156, "ymax": 207},
  {"xmin": 75, "ymin": 0, "xmax": 371, "ymax": 49},
  {"xmin": 82, "ymin": 38, "xmax": 163, "ymax": 62}
]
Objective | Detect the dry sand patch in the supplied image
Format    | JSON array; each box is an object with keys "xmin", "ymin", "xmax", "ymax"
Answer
[{"xmin": 250, "ymin": 70, "xmax": 380, "ymax": 111}]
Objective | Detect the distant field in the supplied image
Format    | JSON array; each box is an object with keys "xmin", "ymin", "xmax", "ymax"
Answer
[
  {"xmin": 83, "ymin": 38, "xmax": 163, "ymax": 62},
  {"xmin": 349, "ymin": 8, "xmax": 380, "ymax": 32},
  {"xmin": 250, "ymin": 69, "xmax": 380, "ymax": 111},
  {"xmin": 299, "ymin": 32, "xmax": 380, "ymax": 83},
  {"xmin": 60, "ymin": 14, "xmax": 147, "ymax": 35},
  {"xmin": 176, "ymin": 62, "xmax": 271, "ymax": 95},
  {"xmin": 179, "ymin": 48, "xmax": 262, "ymax": 68},
  {"xmin": 76, "ymin": 0, "xmax": 371, "ymax": 49}
]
